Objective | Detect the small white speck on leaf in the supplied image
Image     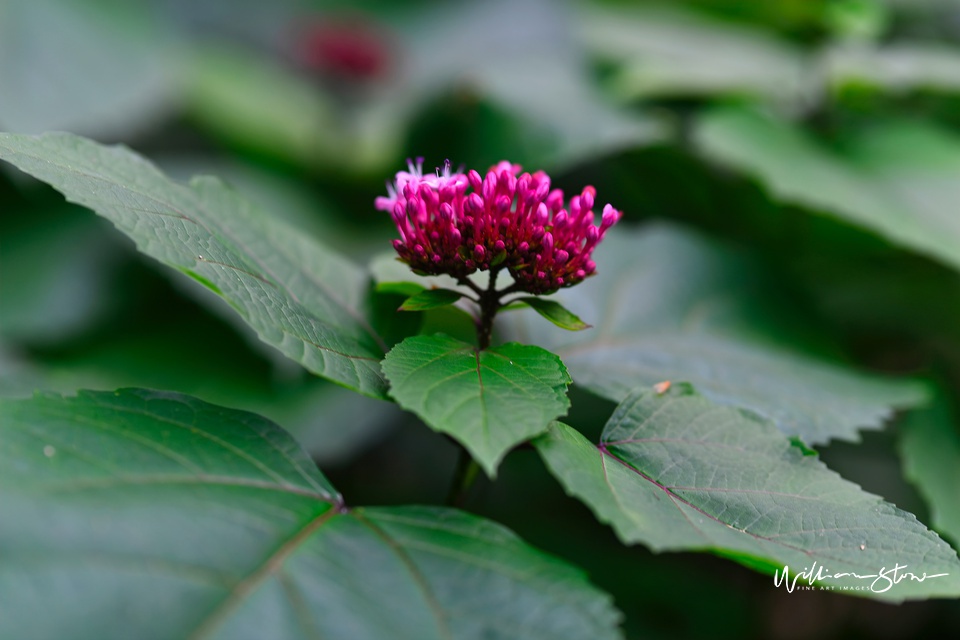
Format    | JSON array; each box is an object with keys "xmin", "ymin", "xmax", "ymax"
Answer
[
  {"xmin": 43, "ymin": 445, "xmax": 56, "ymax": 458},
  {"xmin": 859, "ymin": 544, "xmax": 866, "ymax": 550}
]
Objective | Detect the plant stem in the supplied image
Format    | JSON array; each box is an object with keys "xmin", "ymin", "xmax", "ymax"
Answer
[
  {"xmin": 446, "ymin": 269, "xmax": 506, "ymax": 505},
  {"xmin": 475, "ymin": 268, "xmax": 501, "ymax": 351},
  {"xmin": 446, "ymin": 446, "xmax": 481, "ymax": 507}
]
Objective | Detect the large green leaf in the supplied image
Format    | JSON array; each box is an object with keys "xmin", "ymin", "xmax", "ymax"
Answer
[
  {"xmin": 842, "ymin": 119, "xmax": 960, "ymax": 271},
  {"xmin": 826, "ymin": 42, "xmax": 960, "ymax": 95},
  {"xmin": 694, "ymin": 106, "xmax": 960, "ymax": 273},
  {"xmin": 0, "ymin": 0, "xmax": 175, "ymax": 137},
  {"xmin": 900, "ymin": 395, "xmax": 960, "ymax": 549},
  {"xmin": 579, "ymin": 4, "xmax": 807, "ymax": 103},
  {"xmin": 536, "ymin": 384, "xmax": 960, "ymax": 602},
  {"xmin": 395, "ymin": 0, "xmax": 660, "ymax": 165},
  {"xmin": 183, "ymin": 45, "xmax": 401, "ymax": 173},
  {"xmin": 0, "ymin": 205, "xmax": 124, "ymax": 343},
  {"xmin": 0, "ymin": 388, "xmax": 622, "ymax": 640},
  {"xmin": 502, "ymin": 224, "xmax": 926, "ymax": 444},
  {"xmin": 382, "ymin": 335, "xmax": 571, "ymax": 476},
  {"xmin": 0, "ymin": 132, "xmax": 389, "ymax": 398}
]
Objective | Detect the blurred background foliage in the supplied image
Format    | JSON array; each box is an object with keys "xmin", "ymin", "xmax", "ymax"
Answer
[{"xmin": 2, "ymin": 0, "xmax": 960, "ymax": 637}]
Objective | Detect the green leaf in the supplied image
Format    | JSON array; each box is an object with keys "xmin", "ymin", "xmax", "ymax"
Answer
[
  {"xmin": 0, "ymin": 0, "xmax": 176, "ymax": 137},
  {"xmin": 396, "ymin": 0, "xmax": 661, "ymax": 165},
  {"xmin": 400, "ymin": 288, "xmax": 466, "ymax": 312},
  {"xmin": 694, "ymin": 106, "xmax": 904, "ymax": 237},
  {"xmin": 511, "ymin": 297, "xmax": 591, "ymax": 331},
  {"xmin": 502, "ymin": 224, "xmax": 927, "ymax": 444},
  {"xmin": 0, "ymin": 205, "xmax": 123, "ymax": 343},
  {"xmin": 900, "ymin": 394, "xmax": 960, "ymax": 549},
  {"xmin": 536, "ymin": 384, "xmax": 960, "ymax": 602},
  {"xmin": 0, "ymin": 388, "xmax": 622, "ymax": 640},
  {"xmin": 0, "ymin": 132, "xmax": 388, "ymax": 398},
  {"xmin": 184, "ymin": 45, "xmax": 397, "ymax": 173},
  {"xmin": 377, "ymin": 281, "xmax": 428, "ymax": 297},
  {"xmin": 694, "ymin": 106, "xmax": 960, "ymax": 274},
  {"xmin": 826, "ymin": 42, "xmax": 960, "ymax": 94},
  {"xmin": 842, "ymin": 119, "xmax": 960, "ymax": 273},
  {"xmin": 382, "ymin": 335, "xmax": 572, "ymax": 476},
  {"xmin": 580, "ymin": 4, "xmax": 806, "ymax": 102}
]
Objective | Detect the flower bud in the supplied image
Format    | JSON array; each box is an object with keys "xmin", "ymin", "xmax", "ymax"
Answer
[
  {"xmin": 543, "ymin": 232, "xmax": 554, "ymax": 254},
  {"xmin": 482, "ymin": 172, "xmax": 498, "ymax": 200},
  {"xmin": 580, "ymin": 187, "xmax": 595, "ymax": 212},
  {"xmin": 535, "ymin": 203, "xmax": 549, "ymax": 225},
  {"xmin": 468, "ymin": 169, "xmax": 483, "ymax": 192},
  {"xmin": 601, "ymin": 204, "xmax": 620, "ymax": 229},
  {"xmin": 466, "ymin": 193, "xmax": 484, "ymax": 214}
]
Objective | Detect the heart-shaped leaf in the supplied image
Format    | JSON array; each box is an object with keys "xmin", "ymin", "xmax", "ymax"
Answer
[
  {"xmin": 0, "ymin": 388, "xmax": 622, "ymax": 640},
  {"xmin": 536, "ymin": 384, "xmax": 960, "ymax": 601},
  {"xmin": 382, "ymin": 334, "xmax": 571, "ymax": 476},
  {"xmin": 0, "ymin": 132, "xmax": 388, "ymax": 398}
]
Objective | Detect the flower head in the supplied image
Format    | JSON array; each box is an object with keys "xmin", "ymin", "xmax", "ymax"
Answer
[{"xmin": 377, "ymin": 159, "xmax": 621, "ymax": 295}]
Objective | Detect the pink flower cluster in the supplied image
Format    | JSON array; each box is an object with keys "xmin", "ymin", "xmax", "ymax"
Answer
[{"xmin": 375, "ymin": 159, "xmax": 622, "ymax": 295}]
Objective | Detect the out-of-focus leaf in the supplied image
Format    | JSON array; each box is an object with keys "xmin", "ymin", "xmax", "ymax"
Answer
[
  {"xmin": 536, "ymin": 384, "xmax": 960, "ymax": 602},
  {"xmin": 579, "ymin": 4, "xmax": 807, "ymax": 103},
  {"xmin": 0, "ymin": 132, "xmax": 389, "ymax": 398},
  {"xmin": 393, "ymin": 0, "xmax": 660, "ymax": 166},
  {"xmin": 694, "ymin": 105, "xmax": 960, "ymax": 273},
  {"xmin": 842, "ymin": 119, "xmax": 960, "ymax": 270},
  {"xmin": 399, "ymin": 288, "xmax": 464, "ymax": 311},
  {"xmin": 185, "ymin": 33, "xmax": 410, "ymax": 174},
  {"xmin": 0, "ymin": 0, "xmax": 176, "ymax": 138},
  {"xmin": 0, "ymin": 307, "xmax": 399, "ymax": 466},
  {"xmin": 0, "ymin": 388, "xmax": 623, "ymax": 640},
  {"xmin": 694, "ymin": 106, "xmax": 905, "ymax": 234},
  {"xmin": 0, "ymin": 207, "xmax": 124, "ymax": 343},
  {"xmin": 824, "ymin": 0, "xmax": 889, "ymax": 41},
  {"xmin": 827, "ymin": 43, "xmax": 960, "ymax": 94},
  {"xmin": 382, "ymin": 334, "xmax": 571, "ymax": 476},
  {"xmin": 185, "ymin": 45, "xmax": 379, "ymax": 171},
  {"xmin": 502, "ymin": 224, "xmax": 927, "ymax": 444},
  {"xmin": 900, "ymin": 394, "xmax": 960, "ymax": 549}
]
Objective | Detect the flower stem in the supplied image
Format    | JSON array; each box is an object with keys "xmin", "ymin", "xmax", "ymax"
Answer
[
  {"xmin": 445, "ymin": 269, "xmax": 505, "ymax": 505},
  {"xmin": 446, "ymin": 446, "xmax": 481, "ymax": 507},
  {"xmin": 475, "ymin": 268, "xmax": 501, "ymax": 351}
]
